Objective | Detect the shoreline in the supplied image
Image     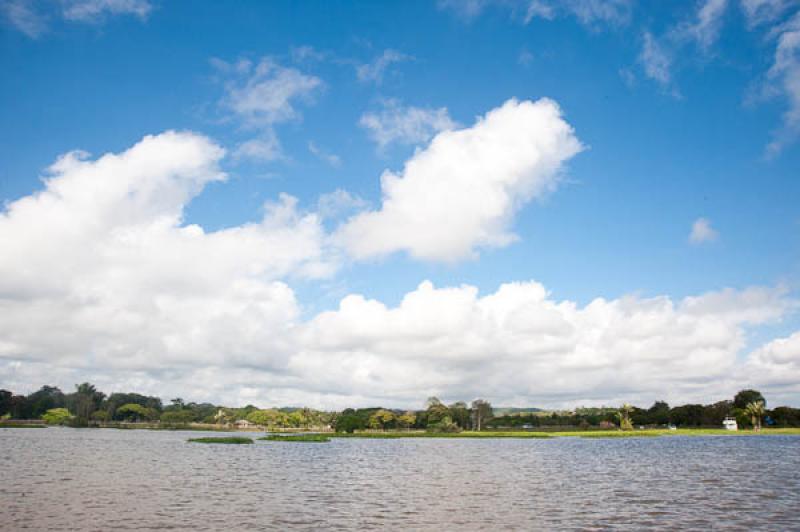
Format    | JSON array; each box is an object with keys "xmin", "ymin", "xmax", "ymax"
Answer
[{"xmin": 6, "ymin": 424, "xmax": 799, "ymax": 438}]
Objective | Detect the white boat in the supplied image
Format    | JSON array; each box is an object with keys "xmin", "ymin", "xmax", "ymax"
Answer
[{"xmin": 723, "ymin": 417, "xmax": 738, "ymax": 431}]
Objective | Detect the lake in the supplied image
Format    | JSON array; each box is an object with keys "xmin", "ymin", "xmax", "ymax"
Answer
[{"xmin": 2, "ymin": 428, "xmax": 799, "ymax": 530}]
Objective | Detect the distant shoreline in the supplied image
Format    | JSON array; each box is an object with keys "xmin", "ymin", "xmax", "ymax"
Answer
[{"xmin": 4, "ymin": 423, "xmax": 800, "ymax": 438}]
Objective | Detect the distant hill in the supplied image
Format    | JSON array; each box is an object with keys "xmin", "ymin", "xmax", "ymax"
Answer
[{"xmin": 492, "ymin": 406, "xmax": 544, "ymax": 416}]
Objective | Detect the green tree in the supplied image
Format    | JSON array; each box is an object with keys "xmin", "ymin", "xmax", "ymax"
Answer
[
  {"xmin": 425, "ymin": 397, "xmax": 451, "ymax": 425},
  {"xmin": 116, "ymin": 403, "xmax": 157, "ymax": 422},
  {"xmin": 26, "ymin": 386, "xmax": 66, "ymax": 418},
  {"xmin": 734, "ymin": 390, "xmax": 765, "ymax": 410},
  {"xmin": 161, "ymin": 410, "xmax": 195, "ymax": 424},
  {"xmin": 744, "ymin": 401, "xmax": 766, "ymax": 431},
  {"xmin": 41, "ymin": 407, "xmax": 72, "ymax": 425},
  {"xmin": 397, "ymin": 411, "xmax": 416, "ymax": 430},
  {"xmin": 617, "ymin": 404, "xmax": 634, "ymax": 430},
  {"xmin": 449, "ymin": 402, "xmax": 471, "ymax": 430},
  {"xmin": 471, "ymin": 399, "xmax": 493, "ymax": 431},
  {"xmin": 247, "ymin": 409, "xmax": 289, "ymax": 428},
  {"xmin": 368, "ymin": 409, "xmax": 396, "ymax": 430},
  {"xmin": 427, "ymin": 415, "xmax": 460, "ymax": 433},
  {"xmin": 0, "ymin": 390, "xmax": 11, "ymax": 417},
  {"xmin": 67, "ymin": 383, "xmax": 105, "ymax": 424}
]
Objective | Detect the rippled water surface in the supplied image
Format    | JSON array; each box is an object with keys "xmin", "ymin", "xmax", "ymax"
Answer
[{"xmin": 2, "ymin": 428, "xmax": 799, "ymax": 530}]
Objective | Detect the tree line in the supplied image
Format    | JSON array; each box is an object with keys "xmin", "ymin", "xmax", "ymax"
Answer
[{"xmin": 2, "ymin": 384, "xmax": 799, "ymax": 431}]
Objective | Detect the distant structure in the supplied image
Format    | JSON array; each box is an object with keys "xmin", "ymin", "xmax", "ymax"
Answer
[
  {"xmin": 723, "ymin": 417, "xmax": 738, "ymax": 431},
  {"xmin": 235, "ymin": 419, "xmax": 254, "ymax": 429}
]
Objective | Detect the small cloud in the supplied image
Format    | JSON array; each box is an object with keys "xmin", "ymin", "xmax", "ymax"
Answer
[
  {"xmin": 317, "ymin": 189, "xmax": 367, "ymax": 219},
  {"xmin": 518, "ymin": 49, "xmax": 535, "ymax": 66},
  {"xmin": 619, "ymin": 67, "xmax": 636, "ymax": 87},
  {"xmin": 235, "ymin": 133, "xmax": 282, "ymax": 162},
  {"xmin": 61, "ymin": 0, "xmax": 152, "ymax": 23},
  {"xmin": 213, "ymin": 56, "xmax": 323, "ymax": 163},
  {"xmin": 359, "ymin": 99, "xmax": 457, "ymax": 149},
  {"xmin": 671, "ymin": 0, "xmax": 728, "ymax": 52},
  {"xmin": 689, "ymin": 217, "xmax": 719, "ymax": 244},
  {"xmin": 2, "ymin": 0, "xmax": 152, "ymax": 37},
  {"xmin": 308, "ymin": 141, "xmax": 341, "ymax": 167},
  {"xmin": 639, "ymin": 31, "xmax": 672, "ymax": 87},
  {"xmin": 356, "ymin": 49, "xmax": 412, "ymax": 85},
  {"xmin": 290, "ymin": 45, "xmax": 327, "ymax": 63},
  {"xmin": 1, "ymin": 0, "xmax": 47, "ymax": 38}
]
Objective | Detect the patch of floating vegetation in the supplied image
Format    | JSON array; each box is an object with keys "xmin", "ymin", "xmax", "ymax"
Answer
[
  {"xmin": 187, "ymin": 436, "xmax": 254, "ymax": 444},
  {"xmin": 259, "ymin": 434, "xmax": 331, "ymax": 442}
]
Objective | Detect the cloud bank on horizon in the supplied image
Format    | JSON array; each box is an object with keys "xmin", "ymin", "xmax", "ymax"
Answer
[
  {"xmin": 1, "ymin": 1, "xmax": 799, "ymax": 409},
  {"xmin": 0, "ymin": 111, "xmax": 798, "ymax": 409}
]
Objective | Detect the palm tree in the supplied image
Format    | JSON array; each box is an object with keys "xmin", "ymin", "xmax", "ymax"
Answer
[
  {"xmin": 617, "ymin": 403, "xmax": 634, "ymax": 431},
  {"xmin": 744, "ymin": 401, "xmax": 766, "ymax": 431}
]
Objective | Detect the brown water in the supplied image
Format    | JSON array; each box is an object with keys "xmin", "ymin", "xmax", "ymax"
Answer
[{"xmin": 2, "ymin": 427, "xmax": 799, "ymax": 530}]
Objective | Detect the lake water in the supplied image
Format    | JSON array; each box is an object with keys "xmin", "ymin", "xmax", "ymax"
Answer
[{"xmin": 2, "ymin": 428, "xmax": 799, "ymax": 530}]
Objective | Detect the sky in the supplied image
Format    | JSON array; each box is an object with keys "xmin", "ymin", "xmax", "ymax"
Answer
[{"xmin": 1, "ymin": 0, "xmax": 799, "ymax": 410}]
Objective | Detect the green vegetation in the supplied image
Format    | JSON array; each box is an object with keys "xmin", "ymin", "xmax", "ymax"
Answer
[
  {"xmin": 187, "ymin": 436, "xmax": 254, "ymax": 444},
  {"xmin": 259, "ymin": 434, "xmax": 331, "ymax": 442},
  {"xmin": 41, "ymin": 407, "xmax": 72, "ymax": 425},
  {"xmin": 3, "ymin": 384, "xmax": 800, "ymax": 436},
  {"xmin": 331, "ymin": 431, "xmax": 553, "ymax": 439},
  {"xmin": 330, "ymin": 428, "xmax": 800, "ymax": 439},
  {"xmin": 0, "ymin": 422, "xmax": 46, "ymax": 428}
]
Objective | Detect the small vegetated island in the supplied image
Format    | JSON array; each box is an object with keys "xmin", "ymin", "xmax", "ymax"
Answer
[
  {"xmin": 188, "ymin": 436, "xmax": 254, "ymax": 444},
  {"xmin": 260, "ymin": 434, "xmax": 331, "ymax": 442},
  {"xmin": 3, "ymin": 384, "xmax": 800, "ymax": 439}
]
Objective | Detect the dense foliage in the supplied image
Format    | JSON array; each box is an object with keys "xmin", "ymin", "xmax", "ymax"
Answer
[{"xmin": 2, "ymin": 384, "xmax": 799, "ymax": 432}]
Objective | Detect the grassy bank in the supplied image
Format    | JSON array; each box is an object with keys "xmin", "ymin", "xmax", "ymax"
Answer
[
  {"xmin": 260, "ymin": 434, "xmax": 331, "ymax": 442},
  {"xmin": 329, "ymin": 428, "xmax": 800, "ymax": 439},
  {"xmin": 0, "ymin": 423, "xmax": 47, "ymax": 428},
  {"xmin": 330, "ymin": 431, "xmax": 553, "ymax": 439},
  {"xmin": 187, "ymin": 436, "xmax": 254, "ymax": 444}
]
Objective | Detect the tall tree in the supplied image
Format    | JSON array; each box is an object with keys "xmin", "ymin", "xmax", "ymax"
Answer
[
  {"xmin": 471, "ymin": 399, "xmax": 493, "ymax": 431},
  {"xmin": 744, "ymin": 401, "xmax": 766, "ymax": 431},
  {"xmin": 734, "ymin": 390, "xmax": 765, "ymax": 410},
  {"xmin": 617, "ymin": 404, "xmax": 634, "ymax": 430},
  {"xmin": 68, "ymin": 383, "xmax": 106, "ymax": 423}
]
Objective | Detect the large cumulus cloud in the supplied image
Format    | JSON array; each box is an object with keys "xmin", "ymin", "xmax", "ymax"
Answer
[{"xmin": 0, "ymin": 103, "xmax": 797, "ymax": 409}]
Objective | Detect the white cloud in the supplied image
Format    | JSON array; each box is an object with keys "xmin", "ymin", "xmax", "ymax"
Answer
[
  {"xmin": 291, "ymin": 281, "xmax": 794, "ymax": 408},
  {"xmin": 1, "ymin": 0, "xmax": 150, "ymax": 37},
  {"xmin": 741, "ymin": 0, "xmax": 795, "ymax": 27},
  {"xmin": 0, "ymin": 123, "xmax": 797, "ymax": 410},
  {"xmin": 356, "ymin": 49, "xmax": 411, "ymax": 85},
  {"xmin": 216, "ymin": 57, "xmax": 322, "ymax": 128},
  {"xmin": 316, "ymin": 189, "xmax": 367, "ymax": 220},
  {"xmin": 677, "ymin": 0, "xmax": 729, "ymax": 50},
  {"xmin": 307, "ymin": 141, "xmax": 341, "ymax": 167},
  {"xmin": 338, "ymin": 98, "xmax": 583, "ymax": 262},
  {"xmin": 359, "ymin": 99, "xmax": 457, "ymax": 149},
  {"xmin": 439, "ymin": 0, "xmax": 633, "ymax": 28},
  {"xmin": 0, "ymin": 131, "xmax": 333, "ymax": 377},
  {"xmin": 1, "ymin": 0, "xmax": 46, "ymax": 37},
  {"xmin": 744, "ymin": 331, "xmax": 800, "ymax": 401},
  {"xmin": 233, "ymin": 131, "xmax": 282, "ymax": 162},
  {"xmin": 61, "ymin": 0, "xmax": 151, "ymax": 22},
  {"xmin": 689, "ymin": 217, "xmax": 719, "ymax": 244},
  {"xmin": 213, "ymin": 57, "xmax": 323, "ymax": 162},
  {"xmin": 557, "ymin": 0, "xmax": 633, "ymax": 27},
  {"xmin": 639, "ymin": 31, "xmax": 673, "ymax": 88},
  {"xmin": 764, "ymin": 12, "xmax": 800, "ymax": 155}
]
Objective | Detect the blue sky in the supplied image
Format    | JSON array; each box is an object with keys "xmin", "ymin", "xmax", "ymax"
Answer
[{"xmin": 1, "ymin": 0, "xmax": 799, "ymax": 408}]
